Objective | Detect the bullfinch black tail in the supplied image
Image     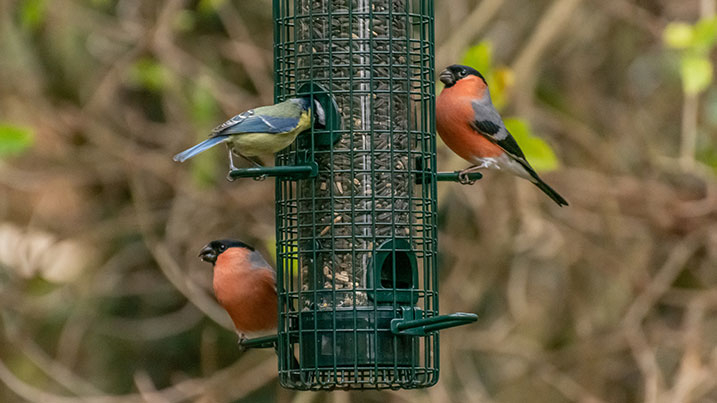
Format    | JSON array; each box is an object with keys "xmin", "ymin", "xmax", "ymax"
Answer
[
  {"xmin": 510, "ymin": 153, "xmax": 569, "ymax": 207},
  {"xmin": 531, "ymin": 177, "xmax": 568, "ymax": 206}
]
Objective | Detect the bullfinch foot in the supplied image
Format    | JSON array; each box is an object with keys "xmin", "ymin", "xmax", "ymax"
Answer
[
  {"xmin": 457, "ymin": 162, "xmax": 487, "ymax": 185},
  {"xmin": 458, "ymin": 171, "xmax": 477, "ymax": 185},
  {"xmin": 237, "ymin": 333, "xmax": 249, "ymax": 351}
]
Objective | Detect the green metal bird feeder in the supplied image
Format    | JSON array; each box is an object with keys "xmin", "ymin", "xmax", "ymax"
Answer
[{"xmin": 234, "ymin": 0, "xmax": 480, "ymax": 390}]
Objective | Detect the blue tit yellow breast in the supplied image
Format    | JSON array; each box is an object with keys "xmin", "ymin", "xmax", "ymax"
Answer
[{"xmin": 228, "ymin": 110, "xmax": 312, "ymax": 156}]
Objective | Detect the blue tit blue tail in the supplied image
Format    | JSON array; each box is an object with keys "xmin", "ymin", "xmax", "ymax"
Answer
[{"xmin": 173, "ymin": 136, "xmax": 228, "ymax": 162}]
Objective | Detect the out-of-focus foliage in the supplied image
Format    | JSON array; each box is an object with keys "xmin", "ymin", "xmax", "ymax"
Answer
[
  {"xmin": 664, "ymin": 17, "xmax": 717, "ymax": 94},
  {"xmin": 19, "ymin": 0, "xmax": 47, "ymax": 31},
  {"xmin": 503, "ymin": 118, "xmax": 558, "ymax": 172},
  {"xmin": 127, "ymin": 58, "xmax": 173, "ymax": 93},
  {"xmin": 189, "ymin": 81, "xmax": 222, "ymax": 186},
  {"xmin": 0, "ymin": 223, "xmax": 95, "ymax": 283},
  {"xmin": 664, "ymin": 16, "xmax": 717, "ymax": 171},
  {"xmin": 0, "ymin": 124, "xmax": 33, "ymax": 158}
]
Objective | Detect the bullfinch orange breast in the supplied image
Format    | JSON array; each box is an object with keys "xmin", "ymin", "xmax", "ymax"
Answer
[
  {"xmin": 199, "ymin": 239, "xmax": 277, "ymax": 342},
  {"xmin": 436, "ymin": 64, "xmax": 568, "ymax": 206}
]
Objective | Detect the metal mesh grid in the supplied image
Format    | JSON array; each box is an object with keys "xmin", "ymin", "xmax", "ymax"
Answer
[{"xmin": 273, "ymin": 0, "xmax": 437, "ymax": 390}]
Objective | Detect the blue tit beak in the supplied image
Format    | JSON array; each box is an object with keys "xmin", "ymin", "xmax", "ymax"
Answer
[{"xmin": 313, "ymin": 99, "xmax": 326, "ymax": 128}]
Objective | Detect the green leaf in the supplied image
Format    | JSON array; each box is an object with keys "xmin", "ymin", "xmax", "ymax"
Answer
[
  {"xmin": 173, "ymin": 10, "xmax": 196, "ymax": 32},
  {"xmin": 189, "ymin": 150, "xmax": 219, "ymax": 187},
  {"xmin": 704, "ymin": 87, "xmax": 717, "ymax": 126},
  {"xmin": 692, "ymin": 17, "xmax": 717, "ymax": 51},
  {"xmin": 89, "ymin": 0, "xmax": 112, "ymax": 7},
  {"xmin": 190, "ymin": 82, "xmax": 218, "ymax": 126},
  {"xmin": 128, "ymin": 58, "xmax": 169, "ymax": 92},
  {"xmin": 664, "ymin": 22, "xmax": 695, "ymax": 49},
  {"xmin": 681, "ymin": 55, "xmax": 713, "ymax": 95},
  {"xmin": 20, "ymin": 0, "xmax": 47, "ymax": 30},
  {"xmin": 0, "ymin": 124, "xmax": 34, "ymax": 157},
  {"xmin": 265, "ymin": 238, "xmax": 277, "ymax": 265},
  {"xmin": 696, "ymin": 132, "xmax": 717, "ymax": 172},
  {"xmin": 503, "ymin": 118, "xmax": 559, "ymax": 172},
  {"xmin": 263, "ymin": 238, "xmax": 297, "ymax": 275},
  {"xmin": 187, "ymin": 82, "xmax": 220, "ymax": 187},
  {"xmin": 198, "ymin": 0, "xmax": 227, "ymax": 14},
  {"xmin": 488, "ymin": 67, "xmax": 515, "ymax": 111},
  {"xmin": 461, "ymin": 41, "xmax": 493, "ymax": 75}
]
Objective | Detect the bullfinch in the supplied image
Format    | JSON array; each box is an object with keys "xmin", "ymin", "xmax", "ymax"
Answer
[
  {"xmin": 436, "ymin": 64, "xmax": 568, "ymax": 206},
  {"xmin": 173, "ymin": 97, "xmax": 326, "ymax": 174},
  {"xmin": 199, "ymin": 239, "xmax": 278, "ymax": 342}
]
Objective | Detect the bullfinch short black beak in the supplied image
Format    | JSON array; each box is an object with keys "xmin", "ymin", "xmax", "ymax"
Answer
[
  {"xmin": 199, "ymin": 244, "xmax": 217, "ymax": 264},
  {"xmin": 439, "ymin": 69, "xmax": 455, "ymax": 86}
]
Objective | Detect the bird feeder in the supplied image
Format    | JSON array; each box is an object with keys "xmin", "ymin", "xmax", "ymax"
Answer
[{"xmin": 233, "ymin": 0, "xmax": 480, "ymax": 390}]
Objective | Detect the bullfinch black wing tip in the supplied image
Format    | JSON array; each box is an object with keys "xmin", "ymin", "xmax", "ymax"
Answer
[{"xmin": 472, "ymin": 120, "xmax": 501, "ymax": 135}]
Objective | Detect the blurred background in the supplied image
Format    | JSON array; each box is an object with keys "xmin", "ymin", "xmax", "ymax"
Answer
[{"xmin": 1, "ymin": 0, "xmax": 717, "ymax": 402}]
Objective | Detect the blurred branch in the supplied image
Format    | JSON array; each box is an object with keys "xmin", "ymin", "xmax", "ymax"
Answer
[
  {"xmin": 152, "ymin": 39, "xmax": 251, "ymax": 114},
  {"xmin": 680, "ymin": 89, "xmax": 699, "ymax": 169},
  {"xmin": 95, "ymin": 302, "xmax": 204, "ymax": 341},
  {"xmin": 538, "ymin": 363, "xmax": 609, "ymax": 403},
  {"xmin": 0, "ymin": 350, "xmax": 278, "ymax": 403},
  {"xmin": 127, "ymin": 173, "xmax": 233, "ymax": 330},
  {"xmin": 216, "ymin": 3, "xmax": 274, "ymax": 103},
  {"xmin": 680, "ymin": 0, "xmax": 715, "ymax": 170},
  {"xmin": 590, "ymin": 0, "xmax": 666, "ymax": 37},
  {"xmin": 10, "ymin": 337, "xmax": 103, "ymax": 396},
  {"xmin": 133, "ymin": 371, "xmax": 171, "ymax": 403},
  {"xmin": 436, "ymin": 0, "xmax": 504, "ymax": 66},
  {"xmin": 623, "ymin": 231, "xmax": 704, "ymax": 326},
  {"xmin": 622, "ymin": 229, "xmax": 706, "ymax": 403},
  {"xmin": 669, "ymin": 298, "xmax": 714, "ymax": 402},
  {"xmin": 0, "ymin": 358, "xmax": 86, "ymax": 403},
  {"xmin": 451, "ymin": 351, "xmax": 494, "ymax": 403},
  {"xmin": 533, "ymin": 105, "xmax": 617, "ymax": 169},
  {"xmin": 511, "ymin": 0, "xmax": 584, "ymax": 111}
]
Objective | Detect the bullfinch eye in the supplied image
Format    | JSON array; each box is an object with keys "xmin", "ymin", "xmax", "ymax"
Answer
[
  {"xmin": 219, "ymin": 244, "xmax": 227, "ymax": 251},
  {"xmin": 457, "ymin": 70, "xmax": 466, "ymax": 78}
]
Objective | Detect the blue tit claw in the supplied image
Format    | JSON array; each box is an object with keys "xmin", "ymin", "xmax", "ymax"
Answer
[{"xmin": 253, "ymin": 174, "xmax": 268, "ymax": 182}]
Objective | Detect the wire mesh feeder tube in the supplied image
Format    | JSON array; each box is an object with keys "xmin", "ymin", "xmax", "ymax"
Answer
[{"xmin": 273, "ymin": 0, "xmax": 472, "ymax": 390}]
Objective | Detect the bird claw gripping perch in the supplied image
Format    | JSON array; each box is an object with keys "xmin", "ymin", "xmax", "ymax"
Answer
[
  {"xmin": 226, "ymin": 170, "xmax": 267, "ymax": 182},
  {"xmin": 457, "ymin": 171, "xmax": 477, "ymax": 185}
]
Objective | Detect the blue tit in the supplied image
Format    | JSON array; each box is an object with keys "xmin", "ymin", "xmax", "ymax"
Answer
[{"xmin": 173, "ymin": 97, "xmax": 325, "ymax": 171}]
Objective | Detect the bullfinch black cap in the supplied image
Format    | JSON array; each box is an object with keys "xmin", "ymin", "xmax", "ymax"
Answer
[
  {"xmin": 440, "ymin": 64, "xmax": 487, "ymax": 87},
  {"xmin": 199, "ymin": 239, "xmax": 255, "ymax": 264}
]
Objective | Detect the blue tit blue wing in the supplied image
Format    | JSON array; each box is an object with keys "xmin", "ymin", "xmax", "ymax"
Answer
[
  {"xmin": 211, "ymin": 110, "xmax": 302, "ymax": 137},
  {"xmin": 210, "ymin": 110, "xmax": 254, "ymax": 135},
  {"xmin": 173, "ymin": 136, "xmax": 228, "ymax": 162}
]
